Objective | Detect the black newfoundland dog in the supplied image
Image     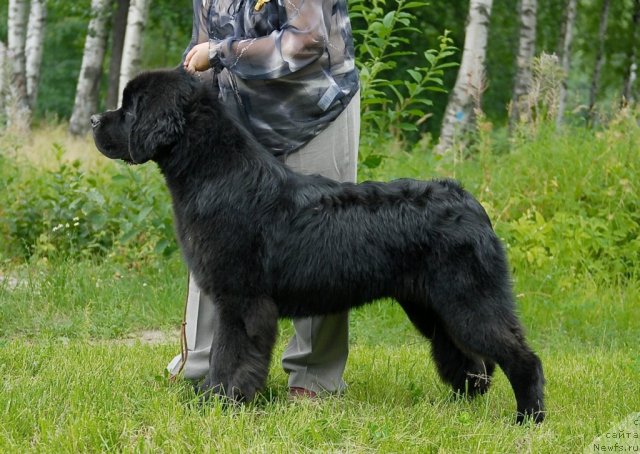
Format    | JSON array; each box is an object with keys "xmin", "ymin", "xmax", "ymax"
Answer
[{"xmin": 92, "ymin": 69, "xmax": 545, "ymax": 423}]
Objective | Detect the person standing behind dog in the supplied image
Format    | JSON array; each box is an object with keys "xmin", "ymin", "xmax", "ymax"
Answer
[{"xmin": 166, "ymin": 0, "xmax": 361, "ymax": 398}]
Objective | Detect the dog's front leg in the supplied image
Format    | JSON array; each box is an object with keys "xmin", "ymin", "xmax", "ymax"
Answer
[{"xmin": 197, "ymin": 295, "xmax": 278, "ymax": 403}]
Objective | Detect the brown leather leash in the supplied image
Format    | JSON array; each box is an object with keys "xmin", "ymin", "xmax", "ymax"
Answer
[{"xmin": 168, "ymin": 272, "xmax": 190, "ymax": 382}]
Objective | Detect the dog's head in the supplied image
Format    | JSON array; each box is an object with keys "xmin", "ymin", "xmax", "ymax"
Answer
[{"xmin": 92, "ymin": 69, "xmax": 197, "ymax": 164}]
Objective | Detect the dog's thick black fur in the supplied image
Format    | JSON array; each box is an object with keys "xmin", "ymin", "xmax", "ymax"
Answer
[{"xmin": 92, "ymin": 69, "xmax": 545, "ymax": 423}]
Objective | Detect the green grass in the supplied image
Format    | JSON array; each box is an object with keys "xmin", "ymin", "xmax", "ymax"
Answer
[
  {"xmin": 0, "ymin": 258, "xmax": 186, "ymax": 340},
  {"xmin": 0, "ymin": 340, "xmax": 637, "ymax": 451},
  {"xmin": 1, "ymin": 116, "xmax": 639, "ymax": 451}
]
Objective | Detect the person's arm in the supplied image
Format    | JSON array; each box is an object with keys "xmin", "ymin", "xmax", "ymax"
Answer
[
  {"xmin": 220, "ymin": 0, "xmax": 330, "ymax": 79},
  {"xmin": 183, "ymin": 0, "xmax": 210, "ymax": 61},
  {"xmin": 218, "ymin": 0, "xmax": 329, "ymax": 79}
]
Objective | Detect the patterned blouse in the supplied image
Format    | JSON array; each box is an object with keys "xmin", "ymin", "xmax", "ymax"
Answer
[{"xmin": 186, "ymin": 0, "xmax": 360, "ymax": 155}]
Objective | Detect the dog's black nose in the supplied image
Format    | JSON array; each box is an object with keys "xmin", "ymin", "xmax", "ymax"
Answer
[{"xmin": 90, "ymin": 114, "xmax": 101, "ymax": 128}]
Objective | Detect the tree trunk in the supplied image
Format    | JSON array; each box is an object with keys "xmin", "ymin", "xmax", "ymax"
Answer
[
  {"xmin": 588, "ymin": 0, "xmax": 611, "ymax": 124},
  {"xmin": 6, "ymin": 0, "xmax": 30, "ymax": 129},
  {"xmin": 622, "ymin": 0, "xmax": 640, "ymax": 104},
  {"xmin": 0, "ymin": 41, "xmax": 7, "ymax": 120},
  {"xmin": 509, "ymin": 0, "xmax": 537, "ymax": 129},
  {"xmin": 437, "ymin": 0, "xmax": 493, "ymax": 154},
  {"xmin": 25, "ymin": 0, "xmax": 47, "ymax": 110},
  {"xmin": 69, "ymin": 0, "xmax": 111, "ymax": 136},
  {"xmin": 556, "ymin": 0, "xmax": 577, "ymax": 128},
  {"xmin": 106, "ymin": 0, "xmax": 130, "ymax": 110},
  {"xmin": 118, "ymin": 0, "xmax": 151, "ymax": 107}
]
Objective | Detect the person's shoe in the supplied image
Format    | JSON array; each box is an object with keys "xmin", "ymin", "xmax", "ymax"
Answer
[{"xmin": 288, "ymin": 387, "xmax": 318, "ymax": 399}]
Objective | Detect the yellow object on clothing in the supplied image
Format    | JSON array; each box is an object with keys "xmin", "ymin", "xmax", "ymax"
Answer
[{"xmin": 254, "ymin": 0, "xmax": 270, "ymax": 11}]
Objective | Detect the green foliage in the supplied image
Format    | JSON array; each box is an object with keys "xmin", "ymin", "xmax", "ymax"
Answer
[
  {"xmin": 0, "ymin": 145, "xmax": 176, "ymax": 263},
  {"xmin": 351, "ymin": 0, "xmax": 457, "ymax": 152},
  {"xmin": 574, "ymin": 0, "xmax": 640, "ymax": 105},
  {"xmin": 143, "ymin": 2, "xmax": 191, "ymax": 68},
  {"xmin": 499, "ymin": 114, "xmax": 640, "ymax": 283},
  {"xmin": 33, "ymin": 0, "xmax": 92, "ymax": 119}
]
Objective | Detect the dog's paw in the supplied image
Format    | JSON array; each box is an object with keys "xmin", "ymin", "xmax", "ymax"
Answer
[{"xmin": 195, "ymin": 379, "xmax": 246, "ymax": 405}]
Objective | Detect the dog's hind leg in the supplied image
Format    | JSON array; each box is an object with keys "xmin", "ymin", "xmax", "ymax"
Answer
[
  {"xmin": 443, "ymin": 306, "xmax": 545, "ymax": 423},
  {"xmin": 397, "ymin": 300, "xmax": 495, "ymax": 398},
  {"xmin": 428, "ymin": 265, "xmax": 545, "ymax": 423},
  {"xmin": 197, "ymin": 295, "xmax": 278, "ymax": 403}
]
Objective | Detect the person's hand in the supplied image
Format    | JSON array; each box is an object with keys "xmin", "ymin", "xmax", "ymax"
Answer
[{"xmin": 184, "ymin": 42, "xmax": 211, "ymax": 73}]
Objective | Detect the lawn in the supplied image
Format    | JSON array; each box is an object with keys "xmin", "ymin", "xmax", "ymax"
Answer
[{"xmin": 1, "ymin": 118, "xmax": 639, "ymax": 452}]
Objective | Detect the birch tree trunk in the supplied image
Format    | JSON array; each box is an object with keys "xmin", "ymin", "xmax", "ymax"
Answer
[
  {"xmin": 509, "ymin": 0, "xmax": 537, "ymax": 129},
  {"xmin": 588, "ymin": 0, "xmax": 611, "ymax": 124},
  {"xmin": 437, "ymin": 0, "xmax": 493, "ymax": 154},
  {"xmin": 68, "ymin": 0, "xmax": 111, "ymax": 136},
  {"xmin": 118, "ymin": 0, "xmax": 151, "ymax": 107},
  {"xmin": 556, "ymin": 0, "xmax": 578, "ymax": 128},
  {"xmin": 0, "ymin": 41, "xmax": 7, "ymax": 120},
  {"xmin": 622, "ymin": 0, "xmax": 640, "ymax": 104},
  {"xmin": 25, "ymin": 0, "xmax": 47, "ymax": 110},
  {"xmin": 7, "ymin": 0, "xmax": 30, "ymax": 129},
  {"xmin": 106, "ymin": 0, "xmax": 130, "ymax": 110}
]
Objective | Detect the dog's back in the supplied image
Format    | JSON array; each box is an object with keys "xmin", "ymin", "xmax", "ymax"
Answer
[{"xmin": 267, "ymin": 174, "xmax": 505, "ymax": 316}]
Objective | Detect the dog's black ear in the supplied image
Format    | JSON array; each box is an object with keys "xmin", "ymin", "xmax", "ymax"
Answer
[{"xmin": 128, "ymin": 78, "xmax": 188, "ymax": 164}]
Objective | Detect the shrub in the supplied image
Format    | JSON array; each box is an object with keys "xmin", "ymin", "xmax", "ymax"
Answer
[
  {"xmin": 0, "ymin": 144, "xmax": 176, "ymax": 263},
  {"xmin": 350, "ymin": 0, "xmax": 457, "ymax": 177},
  {"xmin": 499, "ymin": 112, "xmax": 640, "ymax": 283}
]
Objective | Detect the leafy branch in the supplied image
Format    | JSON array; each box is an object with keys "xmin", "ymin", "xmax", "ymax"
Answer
[{"xmin": 350, "ymin": 0, "xmax": 458, "ymax": 151}]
